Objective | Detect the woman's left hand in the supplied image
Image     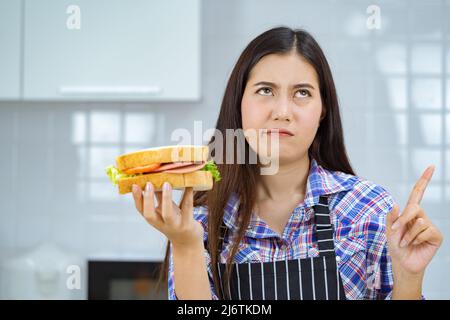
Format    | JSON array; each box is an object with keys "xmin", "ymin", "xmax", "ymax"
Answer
[{"xmin": 386, "ymin": 166, "xmax": 444, "ymax": 276}]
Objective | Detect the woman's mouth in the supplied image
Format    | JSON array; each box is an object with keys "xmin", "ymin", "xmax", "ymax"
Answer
[{"xmin": 264, "ymin": 128, "xmax": 294, "ymax": 137}]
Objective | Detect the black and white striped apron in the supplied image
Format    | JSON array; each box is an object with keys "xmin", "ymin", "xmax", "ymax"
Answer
[{"xmin": 216, "ymin": 195, "xmax": 346, "ymax": 300}]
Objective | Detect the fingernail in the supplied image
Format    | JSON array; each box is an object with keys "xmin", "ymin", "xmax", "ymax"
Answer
[
  {"xmin": 391, "ymin": 221, "xmax": 400, "ymax": 230},
  {"xmin": 132, "ymin": 184, "xmax": 138, "ymax": 193},
  {"xmin": 163, "ymin": 182, "xmax": 171, "ymax": 191},
  {"xmin": 400, "ymin": 239, "xmax": 408, "ymax": 248},
  {"xmin": 145, "ymin": 182, "xmax": 153, "ymax": 192}
]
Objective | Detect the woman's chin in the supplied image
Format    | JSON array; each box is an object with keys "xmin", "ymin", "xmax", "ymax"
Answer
[{"xmin": 258, "ymin": 153, "xmax": 301, "ymax": 166}]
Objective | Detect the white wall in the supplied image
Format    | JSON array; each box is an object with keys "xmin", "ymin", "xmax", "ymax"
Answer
[{"xmin": 0, "ymin": 0, "xmax": 449, "ymax": 299}]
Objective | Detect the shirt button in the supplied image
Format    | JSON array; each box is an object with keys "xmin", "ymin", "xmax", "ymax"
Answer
[
  {"xmin": 280, "ymin": 244, "xmax": 287, "ymax": 251},
  {"xmin": 336, "ymin": 255, "xmax": 341, "ymax": 263}
]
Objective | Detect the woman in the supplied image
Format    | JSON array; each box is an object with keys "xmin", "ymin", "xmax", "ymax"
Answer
[{"xmin": 131, "ymin": 27, "xmax": 443, "ymax": 300}]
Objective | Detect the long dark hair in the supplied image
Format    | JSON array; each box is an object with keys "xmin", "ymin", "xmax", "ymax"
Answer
[{"xmin": 157, "ymin": 26, "xmax": 355, "ymax": 299}]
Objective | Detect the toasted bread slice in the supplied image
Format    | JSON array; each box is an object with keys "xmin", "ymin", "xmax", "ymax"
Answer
[
  {"xmin": 116, "ymin": 145, "xmax": 209, "ymax": 171},
  {"xmin": 118, "ymin": 170, "xmax": 213, "ymax": 194}
]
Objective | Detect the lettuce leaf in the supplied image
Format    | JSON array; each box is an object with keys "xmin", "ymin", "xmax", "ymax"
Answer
[
  {"xmin": 202, "ymin": 160, "xmax": 221, "ymax": 182},
  {"xmin": 105, "ymin": 165, "xmax": 137, "ymax": 185}
]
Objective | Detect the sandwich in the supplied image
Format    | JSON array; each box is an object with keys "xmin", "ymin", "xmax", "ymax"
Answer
[{"xmin": 105, "ymin": 145, "xmax": 221, "ymax": 194}]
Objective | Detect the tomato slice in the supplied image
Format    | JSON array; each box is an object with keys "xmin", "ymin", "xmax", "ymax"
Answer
[{"xmin": 123, "ymin": 163, "xmax": 161, "ymax": 174}]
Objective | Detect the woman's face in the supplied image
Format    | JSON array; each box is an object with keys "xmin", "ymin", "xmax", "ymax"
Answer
[{"xmin": 241, "ymin": 51, "xmax": 324, "ymax": 165}]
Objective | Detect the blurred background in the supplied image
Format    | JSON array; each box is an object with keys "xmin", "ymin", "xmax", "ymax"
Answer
[{"xmin": 0, "ymin": 0, "xmax": 449, "ymax": 299}]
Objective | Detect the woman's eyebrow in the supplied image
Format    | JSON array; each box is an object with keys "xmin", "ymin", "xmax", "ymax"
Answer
[
  {"xmin": 253, "ymin": 81, "xmax": 315, "ymax": 90},
  {"xmin": 292, "ymin": 83, "xmax": 315, "ymax": 90}
]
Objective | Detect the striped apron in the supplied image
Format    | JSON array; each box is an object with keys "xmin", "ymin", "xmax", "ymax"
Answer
[{"xmin": 216, "ymin": 195, "xmax": 346, "ymax": 300}]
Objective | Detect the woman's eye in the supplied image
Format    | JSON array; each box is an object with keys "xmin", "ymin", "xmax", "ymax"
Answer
[
  {"xmin": 257, "ymin": 87, "xmax": 273, "ymax": 96},
  {"xmin": 295, "ymin": 89, "xmax": 311, "ymax": 98}
]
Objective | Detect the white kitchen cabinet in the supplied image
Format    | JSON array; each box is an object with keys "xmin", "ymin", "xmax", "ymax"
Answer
[
  {"xmin": 23, "ymin": 0, "xmax": 201, "ymax": 101},
  {"xmin": 0, "ymin": 0, "xmax": 22, "ymax": 99}
]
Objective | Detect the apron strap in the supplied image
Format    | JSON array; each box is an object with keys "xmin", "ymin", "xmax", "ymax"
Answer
[{"xmin": 313, "ymin": 195, "xmax": 335, "ymax": 256}]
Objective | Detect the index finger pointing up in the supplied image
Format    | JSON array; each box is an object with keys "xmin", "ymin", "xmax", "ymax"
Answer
[{"xmin": 407, "ymin": 165, "xmax": 435, "ymax": 205}]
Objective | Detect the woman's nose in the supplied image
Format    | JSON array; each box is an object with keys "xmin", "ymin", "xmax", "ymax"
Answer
[{"xmin": 272, "ymin": 97, "xmax": 293, "ymax": 121}]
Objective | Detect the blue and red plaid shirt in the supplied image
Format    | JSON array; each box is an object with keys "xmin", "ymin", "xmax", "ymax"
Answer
[{"xmin": 168, "ymin": 158, "xmax": 396, "ymax": 300}]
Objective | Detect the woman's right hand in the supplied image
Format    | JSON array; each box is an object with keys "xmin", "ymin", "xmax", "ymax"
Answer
[{"xmin": 131, "ymin": 182, "xmax": 205, "ymax": 248}]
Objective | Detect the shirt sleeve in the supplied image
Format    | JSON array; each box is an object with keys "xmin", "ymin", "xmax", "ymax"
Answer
[
  {"xmin": 363, "ymin": 190, "xmax": 395, "ymax": 300},
  {"xmin": 167, "ymin": 205, "xmax": 219, "ymax": 300},
  {"xmin": 373, "ymin": 242, "xmax": 394, "ymax": 300},
  {"xmin": 167, "ymin": 242, "xmax": 220, "ymax": 300},
  {"xmin": 363, "ymin": 190, "xmax": 426, "ymax": 300}
]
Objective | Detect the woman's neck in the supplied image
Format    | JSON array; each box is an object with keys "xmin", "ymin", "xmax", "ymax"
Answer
[{"xmin": 257, "ymin": 155, "xmax": 311, "ymax": 201}]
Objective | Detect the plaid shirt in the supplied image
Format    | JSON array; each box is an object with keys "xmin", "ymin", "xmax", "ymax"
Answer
[{"xmin": 168, "ymin": 158, "xmax": 396, "ymax": 300}]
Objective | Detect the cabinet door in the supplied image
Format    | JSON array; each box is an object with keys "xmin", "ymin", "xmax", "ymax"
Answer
[
  {"xmin": 24, "ymin": 0, "xmax": 200, "ymax": 101},
  {"xmin": 0, "ymin": 0, "xmax": 21, "ymax": 100}
]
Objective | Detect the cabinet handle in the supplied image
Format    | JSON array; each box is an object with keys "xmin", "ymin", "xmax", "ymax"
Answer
[{"xmin": 59, "ymin": 85, "xmax": 162, "ymax": 95}]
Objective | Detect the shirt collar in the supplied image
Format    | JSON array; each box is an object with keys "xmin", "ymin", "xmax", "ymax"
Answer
[{"xmin": 222, "ymin": 158, "xmax": 356, "ymax": 237}]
